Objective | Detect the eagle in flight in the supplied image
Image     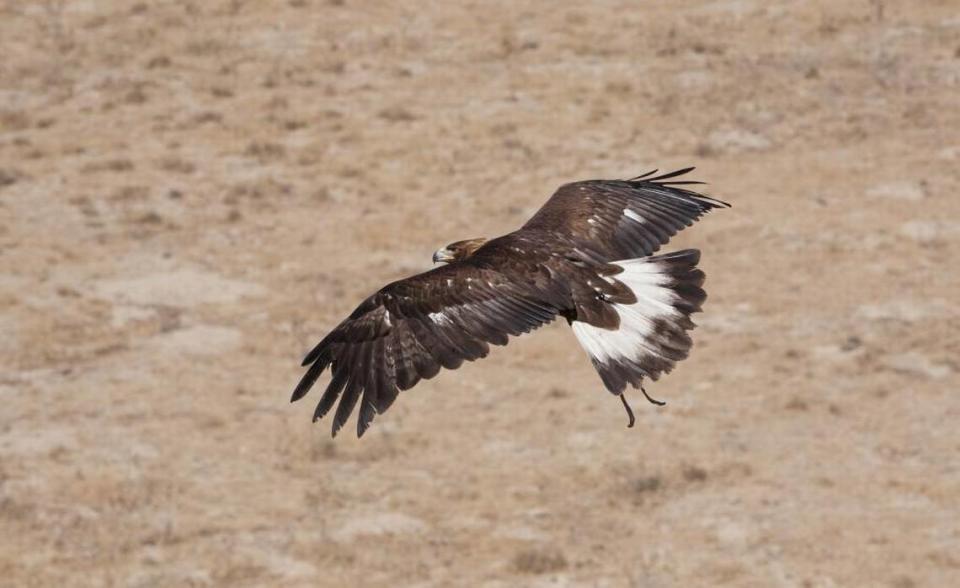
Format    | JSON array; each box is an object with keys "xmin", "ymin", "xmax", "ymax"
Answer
[{"xmin": 292, "ymin": 168, "xmax": 729, "ymax": 437}]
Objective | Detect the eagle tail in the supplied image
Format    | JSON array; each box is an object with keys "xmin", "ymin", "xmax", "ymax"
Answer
[{"xmin": 571, "ymin": 249, "xmax": 705, "ymax": 395}]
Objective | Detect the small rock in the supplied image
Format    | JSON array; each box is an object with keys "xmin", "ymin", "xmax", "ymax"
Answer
[
  {"xmin": 511, "ymin": 549, "xmax": 567, "ymax": 574},
  {"xmin": 0, "ymin": 168, "xmax": 20, "ymax": 188},
  {"xmin": 899, "ymin": 220, "xmax": 960, "ymax": 244},
  {"xmin": 331, "ymin": 512, "xmax": 428, "ymax": 542},
  {"xmin": 682, "ymin": 465, "xmax": 708, "ymax": 482},
  {"xmin": 937, "ymin": 146, "xmax": 960, "ymax": 160},
  {"xmin": 840, "ymin": 335, "xmax": 863, "ymax": 352},
  {"xmin": 704, "ymin": 128, "xmax": 771, "ymax": 154},
  {"xmin": 856, "ymin": 300, "xmax": 949, "ymax": 322},
  {"xmin": 378, "ymin": 106, "xmax": 418, "ymax": 122},
  {"xmin": 882, "ymin": 352, "xmax": 952, "ymax": 380},
  {"xmin": 900, "ymin": 220, "xmax": 939, "ymax": 243},
  {"xmin": 866, "ymin": 181, "xmax": 926, "ymax": 201},
  {"xmin": 632, "ymin": 475, "xmax": 663, "ymax": 494}
]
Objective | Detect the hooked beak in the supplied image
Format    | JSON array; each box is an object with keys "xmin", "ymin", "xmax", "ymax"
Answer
[{"xmin": 432, "ymin": 248, "xmax": 454, "ymax": 264}]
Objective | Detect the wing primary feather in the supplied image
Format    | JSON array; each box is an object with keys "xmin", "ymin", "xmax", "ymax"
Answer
[
  {"xmin": 332, "ymin": 348, "xmax": 366, "ymax": 437},
  {"xmin": 628, "ymin": 169, "xmax": 659, "ymax": 181},
  {"xmin": 402, "ymin": 318, "xmax": 443, "ymax": 378},
  {"xmin": 375, "ymin": 347, "xmax": 401, "ymax": 415},
  {"xmin": 629, "ymin": 198, "xmax": 703, "ymax": 233},
  {"xmin": 357, "ymin": 398, "xmax": 377, "ymax": 438},
  {"xmin": 456, "ymin": 309, "xmax": 509, "ymax": 346},
  {"xmin": 434, "ymin": 315, "xmax": 487, "ymax": 359},
  {"xmin": 409, "ymin": 316, "xmax": 462, "ymax": 371},
  {"xmin": 642, "ymin": 167, "xmax": 695, "ymax": 183},
  {"xmin": 357, "ymin": 340, "xmax": 383, "ymax": 437},
  {"xmin": 633, "ymin": 202, "xmax": 687, "ymax": 241},
  {"xmin": 291, "ymin": 348, "xmax": 332, "ymax": 402},
  {"xmin": 314, "ymin": 362, "xmax": 349, "ymax": 422},
  {"xmin": 393, "ymin": 323, "xmax": 423, "ymax": 390},
  {"xmin": 616, "ymin": 214, "xmax": 659, "ymax": 255},
  {"xmin": 301, "ymin": 333, "xmax": 334, "ymax": 367}
]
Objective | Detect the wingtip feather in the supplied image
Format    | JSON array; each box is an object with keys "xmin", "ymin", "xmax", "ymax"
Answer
[
  {"xmin": 628, "ymin": 168, "xmax": 659, "ymax": 181},
  {"xmin": 301, "ymin": 335, "xmax": 333, "ymax": 367},
  {"xmin": 291, "ymin": 359, "xmax": 329, "ymax": 403},
  {"xmin": 627, "ymin": 166, "xmax": 731, "ymax": 209},
  {"xmin": 645, "ymin": 167, "xmax": 696, "ymax": 183}
]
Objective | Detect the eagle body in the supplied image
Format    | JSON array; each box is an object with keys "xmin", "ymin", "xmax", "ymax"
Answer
[{"xmin": 292, "ymin": 169, "xmax": 729, "ymax": 437}]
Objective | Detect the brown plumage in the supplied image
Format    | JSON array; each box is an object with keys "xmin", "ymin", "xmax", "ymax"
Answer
[{"xmin": 292, "ymin": 168, "xmax": 729, "ymax": 437}]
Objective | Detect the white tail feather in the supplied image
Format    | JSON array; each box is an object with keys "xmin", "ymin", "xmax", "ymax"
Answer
[
  {"xmin": 571, "ymin": 258, "xmax": 679, "ymax": 365},
  {"xmin": 570, "ymin": 249, "xmax": 704, "ymax": 393}
]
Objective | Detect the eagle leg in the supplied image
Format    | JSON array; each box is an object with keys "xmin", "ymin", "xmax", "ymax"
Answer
[
  {"xmin": 619, "ymin": 394, "xmax": 636, "ymax": 428},
  {"xmin": 639, "ymin": 382, "xmax": 666, "ymax": 406}
]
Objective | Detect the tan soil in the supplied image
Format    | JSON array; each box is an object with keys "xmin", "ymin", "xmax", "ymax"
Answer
[{"xmin": 1, "ymin": 1, "xmax": 958, "ymax": 586}]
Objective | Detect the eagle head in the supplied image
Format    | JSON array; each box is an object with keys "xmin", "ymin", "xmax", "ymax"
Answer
[{"xmin": 433, "ymin": 238, "xmax": 488, "ymax": 264}]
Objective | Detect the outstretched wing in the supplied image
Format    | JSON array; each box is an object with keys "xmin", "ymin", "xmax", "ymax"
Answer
[
  {"xmin": 291, "ymin": 259, "xmax": 561, "ymax": 437},
  {"xmin": 522, "ymin": 168, "xmax": 729, "ymax": 262}
]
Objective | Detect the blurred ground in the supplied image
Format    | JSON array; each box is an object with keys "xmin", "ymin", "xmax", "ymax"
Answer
[{"xmin": 2, "ymin": 0, "xmax": 959, "ymax": 586}]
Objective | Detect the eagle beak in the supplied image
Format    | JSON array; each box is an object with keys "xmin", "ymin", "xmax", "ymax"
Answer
[{"xmin": 432, "ymin": 248, "xmax": 454, "ymax": 264}]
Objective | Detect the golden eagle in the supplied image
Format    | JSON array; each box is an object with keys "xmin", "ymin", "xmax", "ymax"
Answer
[{"xmin": 292, "ymin": 168, "xmax": 729, "ymax": 437}]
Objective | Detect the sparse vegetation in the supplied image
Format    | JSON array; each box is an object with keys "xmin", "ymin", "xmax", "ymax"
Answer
[
  {"xmin": 0, "ymin": 168, "xmax": 21, "ymax": 188},
  {"xmin": 81, "ymin": 159, "xmax": 135, "ymax": 174},
  {"xmin": 512, "ymin": 549, "xmax": 568, "ymax": 574}
]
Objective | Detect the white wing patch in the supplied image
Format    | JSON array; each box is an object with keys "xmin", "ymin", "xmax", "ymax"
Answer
[
  {"xmin": 571, "ymin": 258, "xmax": 678, "ymax": 364},
  {"xmin": 428, "ymin": 311, "xmax": 454, "ymax": 327},
  {"xmin": 623, "ymin": 208, "xmax": 645, "ymax": 224}
]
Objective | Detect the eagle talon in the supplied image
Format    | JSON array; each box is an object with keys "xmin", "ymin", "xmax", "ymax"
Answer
[
  {"xmin": 620, "ymin": 394, "xmax": 636, "ymax": 428},
  {"xmin": 639, "ymin": 382, "xmax": 666, "ymax": 406}
]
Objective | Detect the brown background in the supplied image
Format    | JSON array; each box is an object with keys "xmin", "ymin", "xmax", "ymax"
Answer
[{"xmin": 2, "ymin": 1, "xmax": 958, "ymax": 586}]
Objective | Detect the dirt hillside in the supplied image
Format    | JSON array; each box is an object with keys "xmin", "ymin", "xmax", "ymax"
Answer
[{"xmin": 1, "ymin": 1, "xmax": 958, "ymax": 586}]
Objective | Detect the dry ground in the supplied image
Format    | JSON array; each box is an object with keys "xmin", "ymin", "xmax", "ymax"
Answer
[{"xmin": 2, "ymin": 1, "xmax": 959, "ymax": 586}]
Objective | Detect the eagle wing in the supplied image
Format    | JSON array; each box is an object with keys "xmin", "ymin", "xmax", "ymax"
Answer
[
  {"xmin": 522, "ymin": 168, "xmax": 729, "ymax": 262},
  {"xmin": 291, "ymin": 258, "xmax": 562, "ymax": 437}
]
